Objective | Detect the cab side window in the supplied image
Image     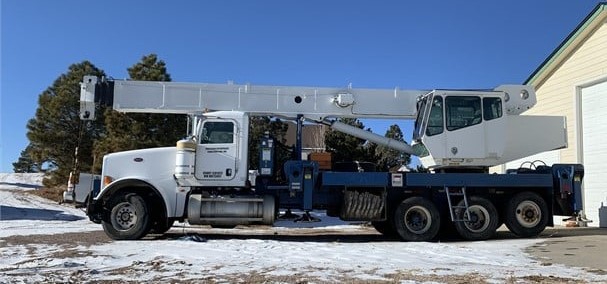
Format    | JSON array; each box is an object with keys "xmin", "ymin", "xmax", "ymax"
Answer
[
  {"xmin": 201, "ymin": 121, "xmax": 234, "ymax": 144},
  {"xmin": 483, "ymin": 97, "xmax": 502, "ymax": 121},
  {"xmin": 446, "ymin": 96, "xmax": 481, "ymax": 131}
]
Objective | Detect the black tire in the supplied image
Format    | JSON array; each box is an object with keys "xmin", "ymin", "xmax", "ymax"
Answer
[
  {"xmin": 437, "ymin": 212, "xmax": 460, "ymax": 241},
  {"xmin": 393, "ymin": 197, "xmax": 440, "ymax": 241},
  {"xmin": 454, "ymin": 196, "xmax": 499, "ymax": 241},
  {"xmin": 102, "ymin": 193, "xmax": 151, "ymax": 240},
  {"xmin": 504, "ymin": 192, "xmax": 548, "ymax": 238},
  {"xmin": 371, "ymin": 220, "xmax": 398, "ymax": 237},
  {"xmin": 79, "ymin": 195, "xmax": 90, "ymax": 210},
  {"xmin": 149, "ymin": 219, "xmax": 175, "ymax": 234}
]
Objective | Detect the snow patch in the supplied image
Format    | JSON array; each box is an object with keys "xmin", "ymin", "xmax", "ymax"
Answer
[
  {"xmin": 0, "ymin": 188, "xmax": 98, "ymax": 237},
  {"xmin": 0, "ymin": 173, "xmax": 45, "ymax": 190}
]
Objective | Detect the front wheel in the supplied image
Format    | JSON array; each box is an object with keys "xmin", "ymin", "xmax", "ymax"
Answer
[
  {"xmin": 454, "ymin": 196, "xmax": 499, "ymax": 241},
  {"xmin": 504, "ymin": 192, "xmax": 548, "ymax": 238},
  {"xmin": 102, "ymin": 193, "xmax": 151, "ymax": 240},
  {"xmin": 393, "ymin": 197, "xmax": 440, "ymax": 241},
  {"xmin": 149, "ymin": 219, "xmax": 175, "ymax": 234}
]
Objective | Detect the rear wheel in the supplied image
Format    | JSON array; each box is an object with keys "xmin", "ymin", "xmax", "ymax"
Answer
[
  {"xmin": 454, "ymin": 196, "xmax": 499, "ymax": 241},
  {"xmin": 504, "ymin": 192, "xmax": 548, "ymax": 238},
  {"xmin": 371, "ymin": 220, "xmax": 397, "ymax": 237},
  {"xmin": 393, "ymin": 197, "xmax": 440, "ymax": 241},
  {"xmin": 102, "ymin": 193, "xmax": 151, "ymax": 240}
]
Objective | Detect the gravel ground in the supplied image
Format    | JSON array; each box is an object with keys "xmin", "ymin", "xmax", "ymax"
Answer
[{"xmin": 525, "ymin": 227, "xmax": 607, "ymax": 274}]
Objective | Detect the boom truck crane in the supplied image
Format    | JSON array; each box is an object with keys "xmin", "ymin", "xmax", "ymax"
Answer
[{"xmin": 79, "ymin": 76, "xmax": 584, "ymax": 241}]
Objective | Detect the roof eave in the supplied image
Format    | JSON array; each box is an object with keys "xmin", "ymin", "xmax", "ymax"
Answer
[{"xmin": 525, "ymin": 3, "xmax": 607, "ymax": 87}]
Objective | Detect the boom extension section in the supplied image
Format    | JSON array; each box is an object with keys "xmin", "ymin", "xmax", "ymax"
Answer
[{"xmin": 79, "ymin": 76, "xmax": 425, "ymax": 121}]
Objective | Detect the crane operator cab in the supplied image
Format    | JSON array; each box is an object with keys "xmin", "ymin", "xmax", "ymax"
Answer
[{"xmin": 412, "ymin": 85, "xmax": 568, "ymax": 171}]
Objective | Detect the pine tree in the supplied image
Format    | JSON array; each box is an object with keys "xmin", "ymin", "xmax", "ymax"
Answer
[
  {"xmin": 375, "ymin": 124, "xmax": 411, "ymax": 171},
  {"xmin": 12, "ymin": 144, "xmax": 41, "ymax": 173},
  {"xmin": 324, "ymin": 118, "xmax": 375, "ymax": 163},
  {"xmin": 93, "ymin": 54, "xmax": 187, "ymax": 171},
  {"xmin": 23, "ymin": 61, "xmax": 105, "ymax": 185}
]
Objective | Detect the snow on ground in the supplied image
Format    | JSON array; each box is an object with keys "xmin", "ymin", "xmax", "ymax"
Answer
[
  {"xmin": 0, "ymin": 173, "xmax": 45, "ymax": 190},
  {"xmin": 0, "ymin": 187, "xmax": 99, "ymax": 238},
  {"xmin": 1, "ymin": 174, "xmax": 607, "ymax": 283}
]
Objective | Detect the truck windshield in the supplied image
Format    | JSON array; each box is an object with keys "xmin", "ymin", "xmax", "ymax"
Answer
[{"xmin": 426, "ymin": 96, "xmax": 444, "ymax": 136}]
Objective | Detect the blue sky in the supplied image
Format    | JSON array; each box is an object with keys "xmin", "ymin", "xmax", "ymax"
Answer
[{"xmin": 0, "ymin": 0, "xmax": 600, "ymax": 172}]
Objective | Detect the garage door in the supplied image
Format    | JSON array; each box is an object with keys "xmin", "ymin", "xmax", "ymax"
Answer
[{"xmin": 581, "ymin": 81, "xmax": 607, "ymax": 227}]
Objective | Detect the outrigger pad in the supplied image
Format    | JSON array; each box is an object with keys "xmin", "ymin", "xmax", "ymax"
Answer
[
  {"xmin": 294, "ymin": 211, "xmax": 321, "ymax": 223},
  {"xmin": 278, "ymin": 209, "xmax": 301, "ymax": 220}
]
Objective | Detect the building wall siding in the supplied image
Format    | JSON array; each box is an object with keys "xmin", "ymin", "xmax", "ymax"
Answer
[{"xmin": 529, "ymin": 21, "xmax": 607, "ymax": 164}]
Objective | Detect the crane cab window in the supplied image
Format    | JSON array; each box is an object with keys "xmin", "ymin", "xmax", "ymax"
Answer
[
  {"xmin": 200, "ymin": 121, "xmax": 234, "ymax": 144},
  {"xmin": 483, "ymin": 97, "xmax": 502, "ymax": 121},
  {"xmin": 426, "ymin": 96, "xmax": 444, "ymax": 136},
  {"xmin": 446, "ymin": 96, "xmax": 481, "ymax": 131}
]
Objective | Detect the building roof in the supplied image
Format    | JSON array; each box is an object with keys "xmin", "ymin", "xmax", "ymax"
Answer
[{"xmin": 525, "ymin": 2, "xmax": 607, "ymax": 87}]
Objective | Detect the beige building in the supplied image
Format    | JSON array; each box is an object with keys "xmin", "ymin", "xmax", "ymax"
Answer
[
  {"xmin": 505, "ymin": 3, "xmax": 607, "ymax": 227},
  {"xmin": 284, "ymin": 123, "xmax": 328, "ymax": 158}
]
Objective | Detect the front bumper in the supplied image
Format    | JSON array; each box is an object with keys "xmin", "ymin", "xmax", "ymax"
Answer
[{"xmin": 86, "ymin": 198, "xmax": 103, "ymax": 224}]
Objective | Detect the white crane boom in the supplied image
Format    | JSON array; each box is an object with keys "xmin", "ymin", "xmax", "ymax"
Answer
[{"xmin": 80, "ymin": 76, "xmax": 426, "ymax": 121}]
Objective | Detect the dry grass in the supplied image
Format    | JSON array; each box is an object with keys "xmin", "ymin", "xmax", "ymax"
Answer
[
  {"xmin": 28, "ymin": 185, "xmax": 64, "ymax": 203},
  {"xmin": 1, "ymin": 230, "xmax": 110, "ymax": 247}
]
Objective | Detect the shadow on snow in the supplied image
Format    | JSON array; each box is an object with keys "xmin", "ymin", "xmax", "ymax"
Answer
[
  {"xmin": 0, "ymin": 182, "xmax": 41, "ymax": 189},
  {"xmin": 0, "ymin": 205, "xmax": 84, "ymax": 221}
]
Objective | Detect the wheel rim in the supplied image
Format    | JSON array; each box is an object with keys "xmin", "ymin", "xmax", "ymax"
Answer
[
  {"xmin": 404, "ymin": 205, "xmax": 432, "ymax": 234},
  {"xmin": 463, "ymin": 205, "xmax": 490, "ymax": 233},
  {"xmin": 113, "ymin": 202, "xmax": 138, "ymax": 230},
  {"xmin": 515, "ymin": 200, "xmax": 541, "ymax": 228}
]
